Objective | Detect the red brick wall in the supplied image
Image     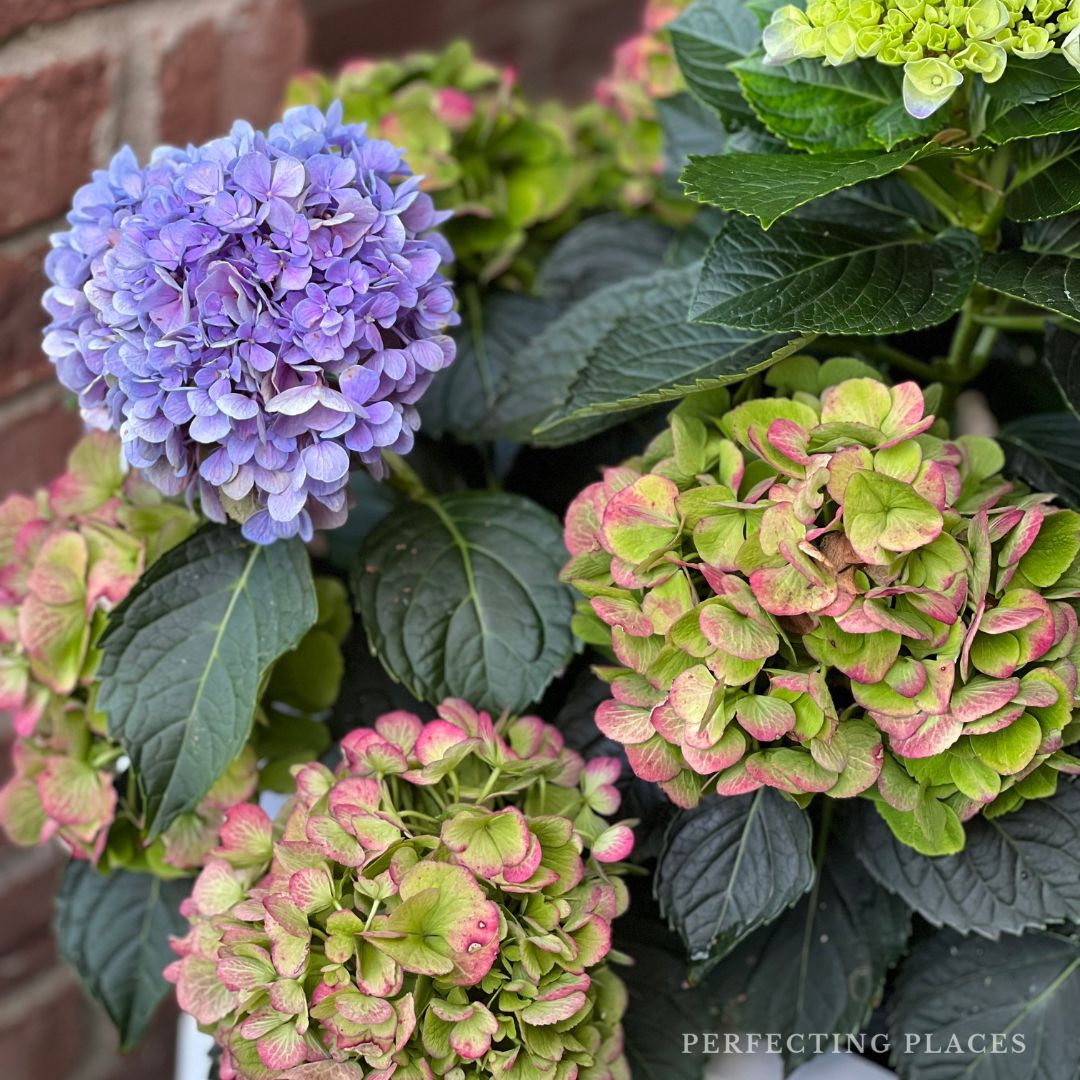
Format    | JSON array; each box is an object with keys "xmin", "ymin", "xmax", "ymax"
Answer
[{"xmin": 0, "ymin": 1, "xmax": 635, "ymax": 1075}]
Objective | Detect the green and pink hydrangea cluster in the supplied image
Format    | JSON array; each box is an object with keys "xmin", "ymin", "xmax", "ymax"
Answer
[
  {"xmin": 288, "ymin": 43, "xmax": 589, "ymax": 286},
  {"xmin": 0, "ymin": 431, "xmax": 197, "ymax": 862},
  {"xmin": 583, "ymin": 0, "xmax": 694, "ymax": 208},
  {"xmin": 763, "ymin": 0, "xmax": 1080, "ymax": 119},
  {"xmin": 167, "ymin": 700, "xmax": 634, "ymax": 1079},
  {"xmin": 563, "ymin": 357, "xmax": 1080, "ymax": 854}
]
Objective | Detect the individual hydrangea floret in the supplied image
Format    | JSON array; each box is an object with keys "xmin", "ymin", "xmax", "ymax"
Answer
[
  {"xmin": 167, "ymin": 699, "xmax": 634, "ymax": 1079},
  {"xmin": 562, "ymin": 357, "xmax": 1080, "ymax": 855},
  {"xmin": 0, "ymin": 431, "xmax": 197, "ymax": 860},
  {"xmin": 763, "ymin": 0, "xmax": 1080, "ymax": 119},
  {"xmin": 43, "ymin": 104, "xmax": 458, "ymax": 544}
]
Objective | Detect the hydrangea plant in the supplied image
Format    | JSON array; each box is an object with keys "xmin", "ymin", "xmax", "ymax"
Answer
[
  {"xmin": 288, "ymin": 36, "xmax": 688, "ymax": 290},
  {"xmin": 0, "ymin": 432, "xmax": 351, "ymax": 870},
  {"xmin": 764, "ymin": 0, "xmax": 1080, "ymax": 118},
  {"xmin": 166, "ymin": 701, "xmax": 633, "ymax": 1079},
  {"xmin": 26, "ymin": 4, "xmax": 1080, "ymax": 1076},
  {"xmin": 43, "ymin": 105, "xmax": 458, "ymax": 545},
  {"xmin": 0, "ymin": 431, "xmax": 197, "ymax": 861},
  {"xmin": 563, "ymin": 359, "xmax": 1080, "ymax": 854}
]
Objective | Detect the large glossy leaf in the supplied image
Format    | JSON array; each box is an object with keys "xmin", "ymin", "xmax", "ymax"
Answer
[
  {"xmin": 1006, "ymin": 135, "xmax": 1080, "ymax": 222},
  {"xmin": 999, "ymin": 412, "xmax": 1080, "ymax": 508},
  {"xmin": 531, "ymin": 263, "xmax": 810, "ymax": 442},
  {"xmin": 706, "ymin": 849, "xmax": 910, "ymax": 1072},
  {"xmin": 851, "ymin": 785, "xmax": 1080, "ymax": 939},
  {"xmin": 682, "ymin": 144, "xmax": 954, "ymax": 228},
  {"xmin": 353, "ymin": 491, "xmax": 574, "ymax": 713},
  {"xmin": 657, "ymin": 93, "xmax": 732, "ymax": 182},
  {"xmin": 98, "ymin": 527, "xmax": 316, "ymax": 835},
  {"xmin": 978, "ymin": 248, "xmax": 1080, "ymax": 320},
  {"xmin": 1044, "ymin": 323, "xmax": 1080, "ymax": 420},
  {"xmin": 732, "ymin": 55, "xmax": 903, "ymax": 152},
  {"xmin": 56, "ymin": 863, "xmax": 191, "ymax": 1048},
  {"xmin": 691, "ymin": 216, "xmax": 980, "ymax": 334},
  {"xmin": 654, "ymin": 790, "xmax": 815, "ymax": 977},
  {"xmin": 983, "ymin": 56, "xmax": 1080, "ymax": 145},
  {"xmin": 535, "ymin": 215, "xmax": 673, "ymax": 306},
  {"xmin": 668, "ymin": 0, "xmax": 761, "ymax": 127},
  {"xmin": 420, "ymin": 292, "xmax": 559, "ymax": 442},
  {"xmin": 888, "ymin": 929, "xmax": 1080, "ymax": 1079}
]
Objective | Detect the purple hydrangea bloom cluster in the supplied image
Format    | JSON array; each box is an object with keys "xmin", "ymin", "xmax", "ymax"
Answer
[{"xmin": 42, "ymin": 103, "xmax": 458, "ymax": 543}]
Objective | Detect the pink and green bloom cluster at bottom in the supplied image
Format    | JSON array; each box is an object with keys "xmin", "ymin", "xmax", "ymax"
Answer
[
  {"xmin": 167, "ymin": 700, "xmax": 634, "ymax": 1079},
  {"xmin": 563, "ymin": 357, "xmax": 1080, "ymax": 854},
  {"xmin": 0, "ymin": 431, "xmax": 197, "ymax": 861}
]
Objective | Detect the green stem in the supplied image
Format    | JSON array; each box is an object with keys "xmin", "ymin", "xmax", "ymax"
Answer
[
  {"xmin": 943, "ymin": 296, "xmax": 983, "ymax": 376},
  {"xmin": 972, "ymin": 313, "xmax": 1051, "ymax": 332},
  {"xmin": 382, "ymin": 451, "xmax": 429, "ymax": 502}
]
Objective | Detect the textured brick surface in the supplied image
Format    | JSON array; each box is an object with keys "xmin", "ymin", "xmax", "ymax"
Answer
[
  {"xmin": 0, "ymin": 389, "xmax": 84, "ymax": 497},
  {"xmin": 159, "ymin": 19, "xmax": 226, "ymax": 145},
  {"xmin": 303, "ymin": 0, "xmax": 638, "ymax": 97},
  {"xmin": 0, "ymin": 235, "xmax": 53, "ymax": 400},
  {"xmin": 0, "ymin": 57, "xmax": 112, "ymax": 237},
  {"xmin": 0, "ymin": 0, "xmax": 128, "ymax": 43}
]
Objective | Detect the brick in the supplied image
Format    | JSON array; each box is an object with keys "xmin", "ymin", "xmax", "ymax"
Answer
[
  {"xmin": 305, "ymin": 0, "xmax": 447, "ymax": 72},
  {"xmin": 0, "ymin": 845, "xmax": 63, "ymax": 953},
  {"xmin": 0, "ymin": 964, "xmax": 90, "ymax": 1080},
  {"xmin": 219, "ymin": 0, "xmax": 309, "ymax": 128},
  {"xmin": 0, "ymin": 58, "xmax": 112, "ymax": 237},
  {"xmin": 0, "ymin": 387, "xmax": 83, "ymax": 497},
  {"xmin": 159, "ymin": 19, "xmax": 226, "ymax": 146},
  {"xmin": 0, "ymin": 235, "xmax": 53, "ymax": 400},
  {"xmin": 160, "ymin": 0, "xmax": 307, "ymax": 145},
  {"xmin": 93, "ymin": 999, "xmax": 179, "ymax": 1080},
  {"xmin": 0, "ymin": 0, "xmax": 127, "ymax": 43}
]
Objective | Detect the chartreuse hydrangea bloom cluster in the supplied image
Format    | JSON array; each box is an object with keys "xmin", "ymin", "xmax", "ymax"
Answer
[
  {"xmin": 167, "ymin": 700, "xmax": 634, "ymax": 1079},
  {"xmin": 764, "ymin": 0, "xmax": 1080, "ymax": 119},
  {"xmin": 0, "ymin": 431, "xmax": 197, "ymax": 861},
  {"xmin": 43, "ymin": 104, "xmax": 458, "ymax": 545},
  {"xmin": 563, "ymin": 357, "xmax": 1080, "ymax": 855}
]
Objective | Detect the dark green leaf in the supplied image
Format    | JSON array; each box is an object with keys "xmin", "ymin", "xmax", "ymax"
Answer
[
  {"xmin": 889, "ymin": 929, "xmax": 1080, "ymax": 1079},
  {"xmin": 56, "ymin": 863, "xmax": 191, "ymax": 1048},
  {"xmin": 732, "ymin": 55, "xmax": 903, "ymax": 152},
  {"xmin": 420, "ymin": 292, "xmax": 560, "ymax": 442},
  {"xmin": 795, "ymin": 175, "xmax": 946, "ymax": 232},
  {"xmin": 657, "ymin": 93, "xmax": 731, "ymax": 182},
  {"xmin": 979, "ymin": 248, "xmax": 1080, "ymax": 320},
  {"xmin": 851, "ymin": 785, "xmax": 1080, "ymax": 938},
  {"xmin": 532, "ymin": 263, "xmax": 811, "ymax": 441},
  {"xmin": 353, "ymin": 491, "xmax": 574, "ymax": 713},
  {"xmin": 536, "ymin": 214, "xmax": 673, "ymax": 306},
  {"xmin": 867, "ymin": 98, "xmax": 943, "ymax": 149},
  {"xmin": 615, "ymin": 886, "xmax": 710, "ymax": 1080},
  {"xmin": 654, "ymin": 790, "xmax": 815, "ymax": 976},
  {"xmin": 681, "ymin": 144, "xmax": 956, "ymax": 227},
  {"xmin": 1025, "ymin": 213, "xmax": 1080, "ymax": 254},
  {"xmin": 669, "ymin": 0, "xmax": 762, "ymax": 126},
  {"xmin": 983, "ymin": 55, "xmax": 1080, "ymax": 145},
  {"xmin": 705, "ymin": 848, "xmax": 910, "ymax": 1072},
  {"xmin": 1000, "ymin": 412, "xmax": 1080, "ymax": 508},
  {"xmin": 1006, "ymin": 135, "xmax": 1080, "ymax": 222},
  {"xmin": 99, "ymin": 527, "xmax": 316, "ymax": 835},
  {"xmin": 1044, "ymin": 323, "xmax": 1080, "ymax": 421},
  {"xmin": 691, "ymin": 216, "xmax": 980, "ymax": 334}
]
